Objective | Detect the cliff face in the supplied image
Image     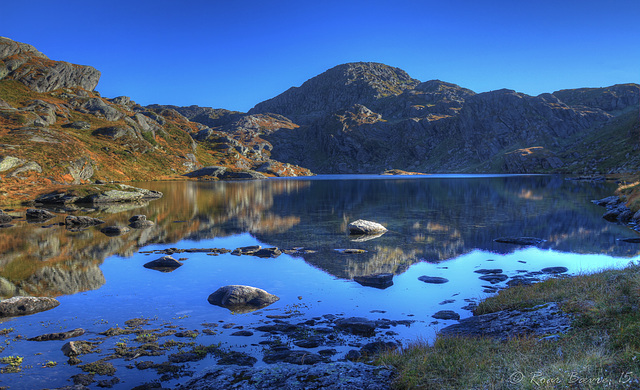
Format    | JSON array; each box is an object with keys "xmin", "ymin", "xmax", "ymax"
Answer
[{"xmin": 245, "ymin": 62, "xmax": 639, "ymax": 174}]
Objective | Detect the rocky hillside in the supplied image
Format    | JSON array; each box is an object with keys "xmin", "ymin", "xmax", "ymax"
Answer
[
  {"xmin": 243, "ymin": 62, "xmax": 639, "ymax": 174},
  {"xmin": 0, "ymin": 37, "xmax": 311, "ymax": 203}
]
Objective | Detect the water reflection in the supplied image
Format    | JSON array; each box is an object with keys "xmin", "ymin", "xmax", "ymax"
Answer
[{"xmin": 0, "ymin": 175, "xmax": 637, "ymax": 297}]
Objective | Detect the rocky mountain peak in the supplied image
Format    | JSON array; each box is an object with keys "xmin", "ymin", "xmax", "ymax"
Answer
[
  {"xmin": 0, "ymin": 36, "xmax": 100, "ymax": 92},
  {"xmin": 249, "ymin": 62, "xmax": 420, "ymax": 121}
]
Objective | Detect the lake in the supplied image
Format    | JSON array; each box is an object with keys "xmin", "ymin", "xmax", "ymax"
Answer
[{"xmin": 0, "ymin": 175, "xmax": 638, "ymax": 389}]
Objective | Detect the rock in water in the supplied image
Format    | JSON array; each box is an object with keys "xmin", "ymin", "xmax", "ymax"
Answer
[
  {"xmin": 0, "ymin": 296, "xmax": 60, "ymax": 317},
  {"xmin": 418, "ymin": 276, "xmax": 449, "ymax": 284},
  {"xmin": 26, "ymin": 208, "xmax": 55, "ymax": 221},
  {"xmin": 100, "ymin": 226, "xmax": 130, "ymax": 236},
  {"xmin": 432, "ymin": 310, "xmax": 460, "ymax": 320},
  {"xmin": 65, "ymin": 215, "xmax": 105, "ymax": 226},
  {"xmin": 334, "ymin": 317, "xmax": 377, "ymax": 336},
  {"xmin": 208, "ymin": 285, "xmax": 279, "ymax": 313},
  {"xmin": 353, "ymin": 273, "xmax": 394, "ymax": 289},
  {"xmin": 348, "ymin": 219, "xmax": 387, "ymax": 235},
  {"xmin": 129, "ymin": 215, "xmax": 155, "ymax": 229},
  {"xmin": 28, "ymin": 328, "xmax": 85, "ymax": 341},
  {"xmin": 494, "ymin": 237, "xmax": 546, "ymax": 245},
  {"xmin": 143, "ymin": 256, "xmax": 183, "ymax": 272}
]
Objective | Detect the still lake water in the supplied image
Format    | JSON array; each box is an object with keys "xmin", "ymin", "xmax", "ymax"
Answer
[{"xmin": 1, "ymin": 175, "xmax": 639, "ymax": 389}]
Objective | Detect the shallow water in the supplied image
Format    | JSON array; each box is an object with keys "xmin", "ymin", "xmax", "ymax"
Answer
[{"xmin": 0, "ymin": 175, "xmax": 638, "ymax": 389}]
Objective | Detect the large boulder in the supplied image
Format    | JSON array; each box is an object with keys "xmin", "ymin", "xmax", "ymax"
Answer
[
  {"xmin": 208, "ymin": 285, "xmax": 279, "ymax": 313},
  {"xmin": 348, "ymin": 219, "xmax": 387, "ymax": 235},
  {"xmin": 0, "ymin": 296, "xmax": 60, "ymax": 317}
]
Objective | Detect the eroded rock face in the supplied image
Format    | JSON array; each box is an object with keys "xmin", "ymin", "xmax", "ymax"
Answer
[
  {"xmin": 208, "ymin": 285, "xmax": 279, "ymax": 313},
  {"xmin": 0, "ymin": 296, "xmax": 60, "ymax": 317}
]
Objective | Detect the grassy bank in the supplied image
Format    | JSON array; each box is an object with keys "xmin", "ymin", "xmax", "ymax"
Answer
[{"xmin": 378, "ymin": 264, "xmax": 640, "ymax": 389}]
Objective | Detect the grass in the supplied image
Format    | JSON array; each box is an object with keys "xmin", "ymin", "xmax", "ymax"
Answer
[{"xmin": 378, "ymin": 264, "xmax": 640, "ymax": 389}]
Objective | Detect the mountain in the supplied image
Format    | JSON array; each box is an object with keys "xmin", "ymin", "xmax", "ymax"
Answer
[
  {"xmin": 245, "ymin": 62, "xmax": 639, "ymax": 174},
  {"xmin": 0, "ymin": 37, "xmax": 311, "ymax": 203}
]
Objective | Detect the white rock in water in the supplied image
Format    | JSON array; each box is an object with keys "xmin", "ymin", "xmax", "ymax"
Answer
[{"xmin": 348, "ymin": 219, "xmax": 387, "ymax": 235}]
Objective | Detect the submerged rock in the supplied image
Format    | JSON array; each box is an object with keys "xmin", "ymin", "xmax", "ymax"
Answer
[
  {"xmin": 353, "ymin": 273, "xmax": 394, "ymax": 289},
  {"xmin": 418, "ymin": 275, "xmax": 449, "ymax": 284},
  {"xmin": 208, "ymin": 285, "xmax": 279, "ymax": 313},
  {"xmin": 494, "ymin": 237, "xmax": 546, "ymax": 245},
  {"xmin": 143, "ymin": 256, "xmax": 183, "ymax": 272},
  {"xmin": 348, "ymin": 219, "xmax": 388, "ymax": 235},
  {"xmin": 28, "ymin": 328, "xmax": 85, "ymax": 341},
  {"xmin": 0, "ymin": 296, "xmax": 60, "ymax": 317}
]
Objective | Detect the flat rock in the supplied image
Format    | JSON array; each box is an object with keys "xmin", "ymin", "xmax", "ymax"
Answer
[
  {"xmin": 231, "ymin": 245, "xmax": 262, "ymax": 255},
  {"xmin": 441, "ymin": 302, "xmax": 572, "ymax": 340},
  {"xmin": 143, "ymin": 256, "xmax": 183, "ymax": 272},
  {"xmin": 478, "ymin": 274, "xmax": 509, "ymax": 284},
  {"xmin": 28, "ymin": 328, "xmax": 85, "ymax": 341},
  {"xmin": 65, "ymin": 215, "xmax": 105, "ymax": 226},
  {"xmin": 353, "ymin": 273, "xmax": 394, "ymax": 289},
  {"xmin": 262, "ymin": 348, "xmax": 324, "ymax": 365},
  {"xmin": 418, "ymin": 275, "xmax": 449, "ymax": 284},
  {"xmin": 541, "ymin": 266, "xmax": 568, "ymax": 274},
  {"xmin": 348, "ymin": 219, "xmax": 388, "ymax": 235},
  {"xmin": 177, "ymin": 362, "xmax": 394, "ymax": 390},
  {"xmin": 494, "ymin": 237, "xmax": 546, "ymax": 245},
  {"xmin": 208, "ymin": 285, "xmax": 279, "ymax": 313},
  {"xmin": 474, "ymin": 269, "xmax": 503, "ymax": 275},
  {"xmin": 432, "ymin": 310, "xmax": 460, "ymax": 320},
  {"xmin": 0, "ymin": 296, "xmax": 60, "ymax": 317},
  {"xmin": 253, "ymin": 248, "xmax": 282, "ymax": 258},
  {"xmin": 334, "ymin": 317, "xmax": 377, "ymax": 336}
]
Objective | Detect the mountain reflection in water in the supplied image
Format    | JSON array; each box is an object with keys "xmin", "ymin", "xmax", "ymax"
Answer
[{"xmin": 0, "ymin": 175, "xmax": 638, "ymax": 298}]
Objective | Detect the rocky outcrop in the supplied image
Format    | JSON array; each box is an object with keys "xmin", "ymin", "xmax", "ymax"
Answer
[
  {"xmin": 185, "ymin": 166, "xmax": 267, "ymax": 180},
  {"xmin": 0, "ymin": 37, "xmax": 100, "ymax": 92},
  {"xmin": 208, "ymin": 285, "xmax": 280, "ymax": 313}
]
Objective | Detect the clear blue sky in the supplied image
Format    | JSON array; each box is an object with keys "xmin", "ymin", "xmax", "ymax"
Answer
[{"xmin": 2, "ymin": 0, "xmax": 638, "ymax": 112}]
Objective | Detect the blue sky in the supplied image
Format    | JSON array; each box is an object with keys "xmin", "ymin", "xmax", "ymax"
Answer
[{"xmin": 2, "ymin": 0, "xmax": 638, "ymax": 112}]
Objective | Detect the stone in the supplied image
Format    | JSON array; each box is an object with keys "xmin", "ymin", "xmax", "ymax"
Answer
[
  {"xmin": 82, "ymin": 98, "xmax": 124, "ymax": 121},
  {"xmin": 353, "ymin": 273, "xmax": 394, "ymax": 289},
  {"xmin": 478, "ymin": 274, "xmax": 509, "ymax": 284},
  {"xmin": 63, "ymin": 121, "xmax": 91, "ymax": 129},
  {"xmin": 0, "ymin": 296, "xmax": 60, "ymax": 317},
  {"xmin": 418, "ymin": 275, "xmax": 449, "ymax": 284},
  {"xmin": 26, "ymin": 208, "xmax": 55, "ymax": 221},
  {"xmin": 65, "ymin": 215, "xmax": 105, "ymax": 227},
  {"xmin": 494, "ymin": 237, "xmax": 546, "ymax": 245},
  {"xmin": 230, "ymin": 330, "xmax": 254, "ymax": 337},
  {"xmin": 208, "ymin": 285, "xmax": 279, "ymax": 313},
  {"xmin": 348, "ymin": 219, "xmax": 388, "ymax": 235},
  {"xmin": 0, "ymin": 210, "xmax": 12, "ymax": 224},
  {"xmin": 143, "ymin": 256, "xmax": 183, "ymax": 272},
  {"xmin": 360, "ymin": 341, "xmax": 399, "ymax": 357},
  {"xmin": 541, "ymin": 266, "xmax": 568, "ymax": 274},
  {"xmin": 334, "ymin": 317, "xmax": 377, "ymax": 336},
  {"xmin": 253, "ymin": 248, "xmax": 282, "ymax": 258},
  {"xmin": 100, "ymin": 226, "xmax": 130, "ymax": 236},
  {"xmin": 262, "ymin": 349, "xmax": 324, "ymax": 365},
  {"xmin": 28, "ymin": 328, "xmax": 85, "ymax": 341},
  {"xmin": 129, "ymin": 215, "xmax": 155, "ymax": 229},
  {"xmin": 432, "ymin": 310, "xmax": 460, "ymax": 320},
  {"xmin": 0, "ymin": 156, "xmax": 25, "ymax": 172},
  {"xmin": 474, "ymin": 269, "xmax": 503, "ymax": 275},
  {"xmin": 293, "ymin": 336, "xmax": 324, "ymax": 348},
  {"xmin": 231, "ymin": 246, "xmax": 262, "ymax": 255}
]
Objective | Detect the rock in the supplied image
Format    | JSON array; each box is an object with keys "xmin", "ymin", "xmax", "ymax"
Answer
[
  {"xmin": 541, "ymin": 266, "xmax": 568, "ymax": 274},
  {"xmin": 26, "ymin": 208, "xmax": 55, "ymax": 221},
  {"xmin": 592, "ymin": 196, "xmax": 620, "ymax": 207},
  {"xmin": 28, "ymin": 328, "xmax": 85, "ymax": 341},
  {"xmin": 334, "ymin": 317, "xmax": 377, "ymax": 336},
  {"xmin": 441, "ymin": 302, "xmax": 572, "ymax": 340},
  {"xmin": 618, "ymin": 209, "xmax": 635, "ymax": 223},
  {"xmin": 478, "ymin": 274, "xmax": 509, "ymax": 284},
  {"xmin": 0, "ymin": 156, "xmax": 25, "ymax": 172},
  {"xmin": 82, "ymin": 98, "xmax": 124, "ymax": 121},
  {"xmin": 360, "ymin": 341, "xmax": 399, "ymax": 357},
  {"xmin": 0, "ymin": 296, "xmax": 60, "ymax": 317},
  {"xmin": 494, "ymin": 237, "xmax": 546, "ymax": 245},
  {"xmin": 353, "ymin": 273, "xmax": 394, "ymax": 289},
  {"xmin": 177, "ymin": 362, "xmax": 394, "ymax": 390},
  {"xmin": 621, "ymin": 237, "xmax": 640, "ymax": 243},
  {"xmin": 293, "ymin": 336, "xmax": 324, "ymax": 348},
  {"xmin": 0, "ymin": 210, "xmax": 12, "ymax": 224},
  {"xmin": 432, "ymin": 310, "xmax": 460, "ymax": 320},
  {"xmin": 85, "ymin": 185, "xmax": 163, "ymax": 204},
  {"xmin": 418, "ymin": 276, "xmax": 449, "ymax": 284},
  {"xmin": 230, "ymin": 330, "xmax": 254, "ymax": 337},
  {"xmin": 208, "ymin": 285, "xmax": 280, "ymax": 313},
  {"xmin": 348, "ymin": 219, "xmax": 388, "ymax": 235},
  {"xmin": 129, "ymin": 215, "xmax": 155, "ymax": 229},
  {"xmin": 262, "ymin": 348, "xmax": 324, "ymax": 365},
  {"xmin": 603, "ymin": 208, "xmax": 623, "ymax": 222},
  {"xmin": 65, "ymin": 215, "xmax": 105, "ymax": 227},
  {"xmin": 6, "ymin": 161, "xmax": 42, "ymax": 177},
  {"xmin": 100, "ymin": 226, "xmax": 130, "ymax": 236},
  {"xmin": 345, "ymin": 349, "xmax": 362, "ymax": 361},
  {"xmin": 252, "ymin": 248, "xmax": 282, "ymax": 258},
  {"xmin": 143, "ymin": 256, "xmax": 183, "ymax": 272},
  {"xmin": 185, "ymin": 166, "xmax": 267, "ymax": 180},
  {"xmin": 231, "ymin": 245, "xmax": 262, "ymax": 255},
  {"xmin": 63, "ymin": 121, "xmax": 91, "ymax": 130},
  {"xmin": 474, "ymin": 269, "xmax": 503, "ymax": 275}
]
